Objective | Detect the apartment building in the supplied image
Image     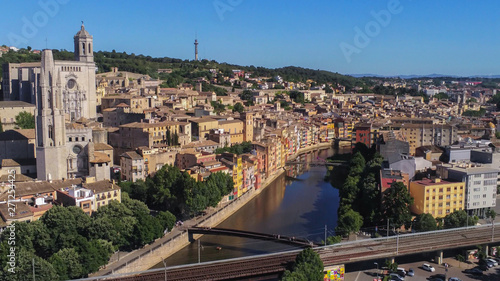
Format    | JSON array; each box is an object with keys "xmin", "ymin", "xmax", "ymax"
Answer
[
  {"xmin": 409, "ymin": 178, "xmax": 465, "ymax": 217},
  {"xmin": 400, "ymin": 124, "xmax": 457, "ymax": 155},
  {"xmin": 438, "ymin": 164, "xmax": 498, "ymax": 217}
]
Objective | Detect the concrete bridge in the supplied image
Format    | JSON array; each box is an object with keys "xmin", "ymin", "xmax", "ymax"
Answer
[
  {"xmin": 89, "ymin": 223, "xmax": 500, "ymax": 281},
  {"xmin": 187, "ymin": 226, "xmax": 318, "ymax": 247}
]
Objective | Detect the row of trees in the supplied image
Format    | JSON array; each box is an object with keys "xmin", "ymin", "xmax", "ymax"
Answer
[
  {"xmin": 0, "ymin": 195, "xmax": 173, "ymax": 280},
  {"xmin": 214, "ymin": 141, "xmax": 253, "ymax": 155},
  {"xmin": 331, "ymin": 143, "xmax": 487, "ymax": 237},
  {"xmin": 120, "ymin": 165, "xmax": 234, "ymax": 218}
]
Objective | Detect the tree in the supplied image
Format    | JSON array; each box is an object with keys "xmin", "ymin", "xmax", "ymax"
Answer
[
  {"xmin": 15, "ymin": 111, "xmax": 35, "ymax": 129},
  {"xmin": 443, "ymin": 210, "xmax": 478, "ymax": 229},
  {"xmin": 232, "ymin": 102, "xmax": 245, "ymax": 113},
  {"xmin": 49, "ymin": 248, "xmax": 83, "ymax": 280},
  {"xmin": 324, "ymin": 235, "xmax": 342, "ymax": 245},
  {"xmin": 412, "ymin": 213, "xmax": 438, "ymax": 232},
  {"xmin": 157, "ymin": 210, "xmax": 176, "ymax": 233},
  {"xmin": 0, "ymin": 249, "xmax": 59, "ymax": 281},
  {"xmin": 335, "ymin": 208, "xmax": 363, "ymax": 236},
  {"xmin": 0, "ymin": 121, "xmax": 3, "ymax": 133},
  {"xmin": 384, "ymin": 259, "xmax": 398, "ymax": 273},
  {"xmin": 456, "ymin": 254, "xmax": 465, "ymax": 268},
  {"xmin": 381, "ymin": 182, "xmax": 413, "ymax": 229},
  {"xmin": 486, "ymin": 209, "xmax": 497, "ymax": 221},
  {"xmin": 282, "ymin": 248, "xmax": 323, "ymax": 281}
]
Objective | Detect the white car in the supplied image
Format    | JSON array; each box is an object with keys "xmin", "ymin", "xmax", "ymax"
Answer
[
  {"xmin": 422, "ymin": 263, "xmax": 435, "ymax": 272},
  {"xmin": 449, "ymin": 278, "xmax": 462, "ymax": 281},
  {"xmin": 487, "ymin": 258, "xmax": 498, "ymax": 266}
]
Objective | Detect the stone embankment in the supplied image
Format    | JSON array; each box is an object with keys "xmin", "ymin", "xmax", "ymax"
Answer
[{"xmin": 95, "ymin": 142, "xmax": 333, "ymax": 276}]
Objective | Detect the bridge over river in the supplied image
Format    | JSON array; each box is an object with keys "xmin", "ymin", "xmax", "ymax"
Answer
[
  {"xmin": 87, "ymin": 223, "xmax": 500, "ymax": 281},
  {"xmin": 187, "ymin": 226, "xmax": 319, "ymax": 247}
]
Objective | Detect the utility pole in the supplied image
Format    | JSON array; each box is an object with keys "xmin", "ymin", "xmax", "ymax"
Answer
[
  {"xmin": 396, "ymin": 231, "xmax": 399, "ymax": 255},
  {"xmin": 387, "ymin": 219, "xmax": 390, "ymax": 239},
  {"xmin": 198, "ymin": 240, "xmax": 201, "ymax": 263},
  {"xmin": 324, "ymin": 225, "xmax": 327, "ymax": 246},
  {"xmin": 162, "ymin": 257, "xmax": 167, "ymax": 281}
]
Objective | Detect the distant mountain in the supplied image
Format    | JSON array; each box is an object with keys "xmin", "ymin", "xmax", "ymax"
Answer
[{"xmin": 349, "ymin": 73, "xmax": 500, "ymax": 79}]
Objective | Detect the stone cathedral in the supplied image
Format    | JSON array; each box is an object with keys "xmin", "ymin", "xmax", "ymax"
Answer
[{"xmin": 3, "ymin": 24, "xmax": 110, "ymax": 181}]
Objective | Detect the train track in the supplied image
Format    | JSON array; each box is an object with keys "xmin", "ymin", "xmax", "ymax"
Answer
[{"xmin": 98, "ymin": 224, "xmax": 500, "ymax": 281}]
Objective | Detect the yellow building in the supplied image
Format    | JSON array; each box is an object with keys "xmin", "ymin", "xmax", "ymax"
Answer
[
  {"xmin": 218, "ymin": 119, "xmax": 244, "ymax": 144},
  {"xmin": 409, "ymin": 178, "xmax": 465, "ymax": 218},
  {"xmin": 190, "ymin": 117, "xmax": 219, "ymax": 140},
  {"xmin": 117, "ymin": 121, "xmax": 181, "ymax": 148}
]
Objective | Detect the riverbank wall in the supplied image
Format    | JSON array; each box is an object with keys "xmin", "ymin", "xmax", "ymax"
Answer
[{"xmin": 109, "ymin": 142, "xmax": 333, "ymax": 275}]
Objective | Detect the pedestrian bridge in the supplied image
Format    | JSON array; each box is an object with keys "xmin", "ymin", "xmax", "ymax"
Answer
[{"xmin": 187, "ymin": 226, "xmax": 319, "ymax": 247}]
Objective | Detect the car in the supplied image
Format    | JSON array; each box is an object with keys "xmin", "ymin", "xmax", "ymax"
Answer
[
  {"xmin": 427, "ymin": 278, "xmax": 443, "ymax": 281},
  {"xmin": 422, "ymin": 263, "xmax": 435, "ymax": 272},
  {"xmin": 396, "ymin": 267, "xmax": 406, "ymax": 277},
  {"xmin": 388, "ymin": 273, "xmax": 404, "ymax": 281},
  {"xmin": 480, "ymin": 258, "xmax": 494, "ymax": 268},
  {"xmin": 463, "ymin": 267, "xmax": 484, "ymax": 275},
  {"xmin": 429, "ymin": 274, "xmax": 445, "ymax": 280},
  {"xmin": 448, "ymin": 278, "xmax": 462, "ymax": 281},
  {"xmin": 406, "ymin": 268, "xmax": 414, "ymax": 277},
  {"xmin": 487, "ymin": 258, "xmax": 498, "ymax": 266}
]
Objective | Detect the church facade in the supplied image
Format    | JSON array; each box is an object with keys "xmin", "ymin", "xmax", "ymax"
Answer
[
  {"xmin": 2, "ymin": 24, "xmax": 97, "ymax": 121},
  {"xmin": 1, "ymin": 24, "xmax": 108, "ymax": 181}
]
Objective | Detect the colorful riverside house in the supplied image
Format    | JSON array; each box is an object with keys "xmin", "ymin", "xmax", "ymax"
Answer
[
  {"xmin": 218, "ymin": 153, "xmax": 243, "ymax": 199},
  {"xmin": 327, "ymin": 122, "xmax": 335, "ymax": 141}
]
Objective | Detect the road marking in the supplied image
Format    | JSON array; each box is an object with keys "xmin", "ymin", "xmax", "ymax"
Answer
[{"xmin": 354, "ymin": 271, "xmax": 361, "ymax": 281}]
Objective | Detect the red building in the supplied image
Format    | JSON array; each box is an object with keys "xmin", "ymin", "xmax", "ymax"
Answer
[{"xmin": 352, "ymin": 123, "xmax": 372, "ymax": 149}]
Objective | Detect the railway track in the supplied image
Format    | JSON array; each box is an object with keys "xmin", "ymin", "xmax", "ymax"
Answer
[{"xmin": 97, "ymin": 224, "xmax": 500, "ymax": 281}]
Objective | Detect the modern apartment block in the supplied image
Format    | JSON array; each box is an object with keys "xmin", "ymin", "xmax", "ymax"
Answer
[
  {"xmin": 409, "ymin": 178, "xmax": 465, "ymax": 217},
  {"xmin": 438, "ymin": 164, "xmax": 498, "ymax": 217}
]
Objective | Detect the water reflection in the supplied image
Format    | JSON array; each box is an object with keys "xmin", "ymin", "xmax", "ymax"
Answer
[{"xmin": 156, "ymin": 148, "xmax": 339, "ymax": 267}]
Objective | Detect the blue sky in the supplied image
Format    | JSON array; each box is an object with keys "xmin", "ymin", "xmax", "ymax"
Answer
[{"xmin": 1, "ymin": 0, "xmax": 500, "ymax": 76}]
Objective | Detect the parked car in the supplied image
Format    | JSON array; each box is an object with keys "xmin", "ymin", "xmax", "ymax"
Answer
[
  {"xmin": 448, "ymin": 278, "xmax": 462, "ymax": 281},
  {"xmin": 480, "ymin": 258, "xmax": 494, "ymax": 268},
  {"xmin": 396, "ymin": 267, "xmax": 406, "ymax": 277},
  {"xmin": 427, "ymin": 278, "xmax": 443, "ymax": 281},
  {"xmin": 464, "ymin": 267, "xmax": 484, "ymax": 275},
  {"xmin": 422, "ymin": 263, "xmax": 435, "ymax": 272},
  {"xmin": 429, "ymin": 274, "xmax": 446, "ymax": 280},
  {"xmin": 487, "ymin": 258, "xmax": 498, "ymax": 266},
  {"xmin": 406, "ymin": 268, "xmax": 414, "ymax": 277},
  {"xmin": 388, "ymin": 273, "xmax": 404, "ymax": 281}
]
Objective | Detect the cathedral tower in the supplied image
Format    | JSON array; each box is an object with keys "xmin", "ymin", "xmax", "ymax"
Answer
[
  {"xmin": 35, "ymin": 50, "xmax": 68, "ymax": 180},
  {"xmin": 74, "ymin": 22, "xmax": 94, "ymax": 62}
]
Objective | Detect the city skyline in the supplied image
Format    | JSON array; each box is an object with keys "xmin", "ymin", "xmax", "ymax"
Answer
[{"xmin": 1, "ymin": 0, "xmax": 500, "ymax": 77}]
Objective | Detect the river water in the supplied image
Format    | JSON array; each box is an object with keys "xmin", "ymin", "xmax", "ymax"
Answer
[{"xmin": 157, "ymin": 148, "xmax": 340, "ymax": 267}]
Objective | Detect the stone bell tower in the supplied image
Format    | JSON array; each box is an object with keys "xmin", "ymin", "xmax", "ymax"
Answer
[
  {"xmin": 35, "ymin": 49, "xmax": 68, "ymax": 181},
  {"xmin": 74, "ymin": 22, "xmax": 94, "ymax": 62}
]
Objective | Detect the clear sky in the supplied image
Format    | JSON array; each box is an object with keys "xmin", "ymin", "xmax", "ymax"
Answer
[{"xmin": 1, "ymin": 0, "xmax": 500, "ymax": 77}]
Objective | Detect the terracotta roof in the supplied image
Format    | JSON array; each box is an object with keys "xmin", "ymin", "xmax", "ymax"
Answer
[
  {"xmin": 116, "ymin": 103, "xmax": 130, "ymax": 107},
  {"xmin": 120, "ymin": 120, "xmax": 180, "ymax": 129},
  {"xmin": 66, "ymin": 123, "xmax": 85, "ymax": 129},
  {"xmin": 83, "ymin": 180, "xmax": 120, "ymax": 194},
  {"xmin": 0, "ymin": 202, "xmax": 32, "ymax": 221},
  {"xmin": 0, "ymin": 130, "xmax": 35, "ymax": 141},
  {"xmin": 121, "ymin": 151, "xmax": 142, "ymax": 160},
  {"xmin": 94, "ymin": 143, "xmax": 113, "ymax": 150},
  {"xmin": 0, "ymin": 101, "xmax": 36, "ymax": 108},
  {"xmin": 13, "ymin": 129, "xmax": 35, "ymax": 139},
  {"xmin": 0, "ymin": 173, "xmax": 32, "ymax": 182},
  {"xmin": 1, "ymin": 159, "xmax": 20, "ymax": 167},
  {"xmin": 91, "ymin": 152, "xmax": 111, "ymax": 163}
]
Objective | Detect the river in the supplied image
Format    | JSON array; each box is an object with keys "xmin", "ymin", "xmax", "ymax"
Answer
[{"xmin": 156, "ymin": 147, "xmax": 341, "ymax": 267}]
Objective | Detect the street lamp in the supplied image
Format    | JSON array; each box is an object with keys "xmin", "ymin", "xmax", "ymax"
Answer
[
  {"xmin": 162, "ymin": 257, "xmax": 167, "ymax": 281},
  {"xmin": 374, "ymin": 262, "xmax": 379, "ymax": 280}
]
